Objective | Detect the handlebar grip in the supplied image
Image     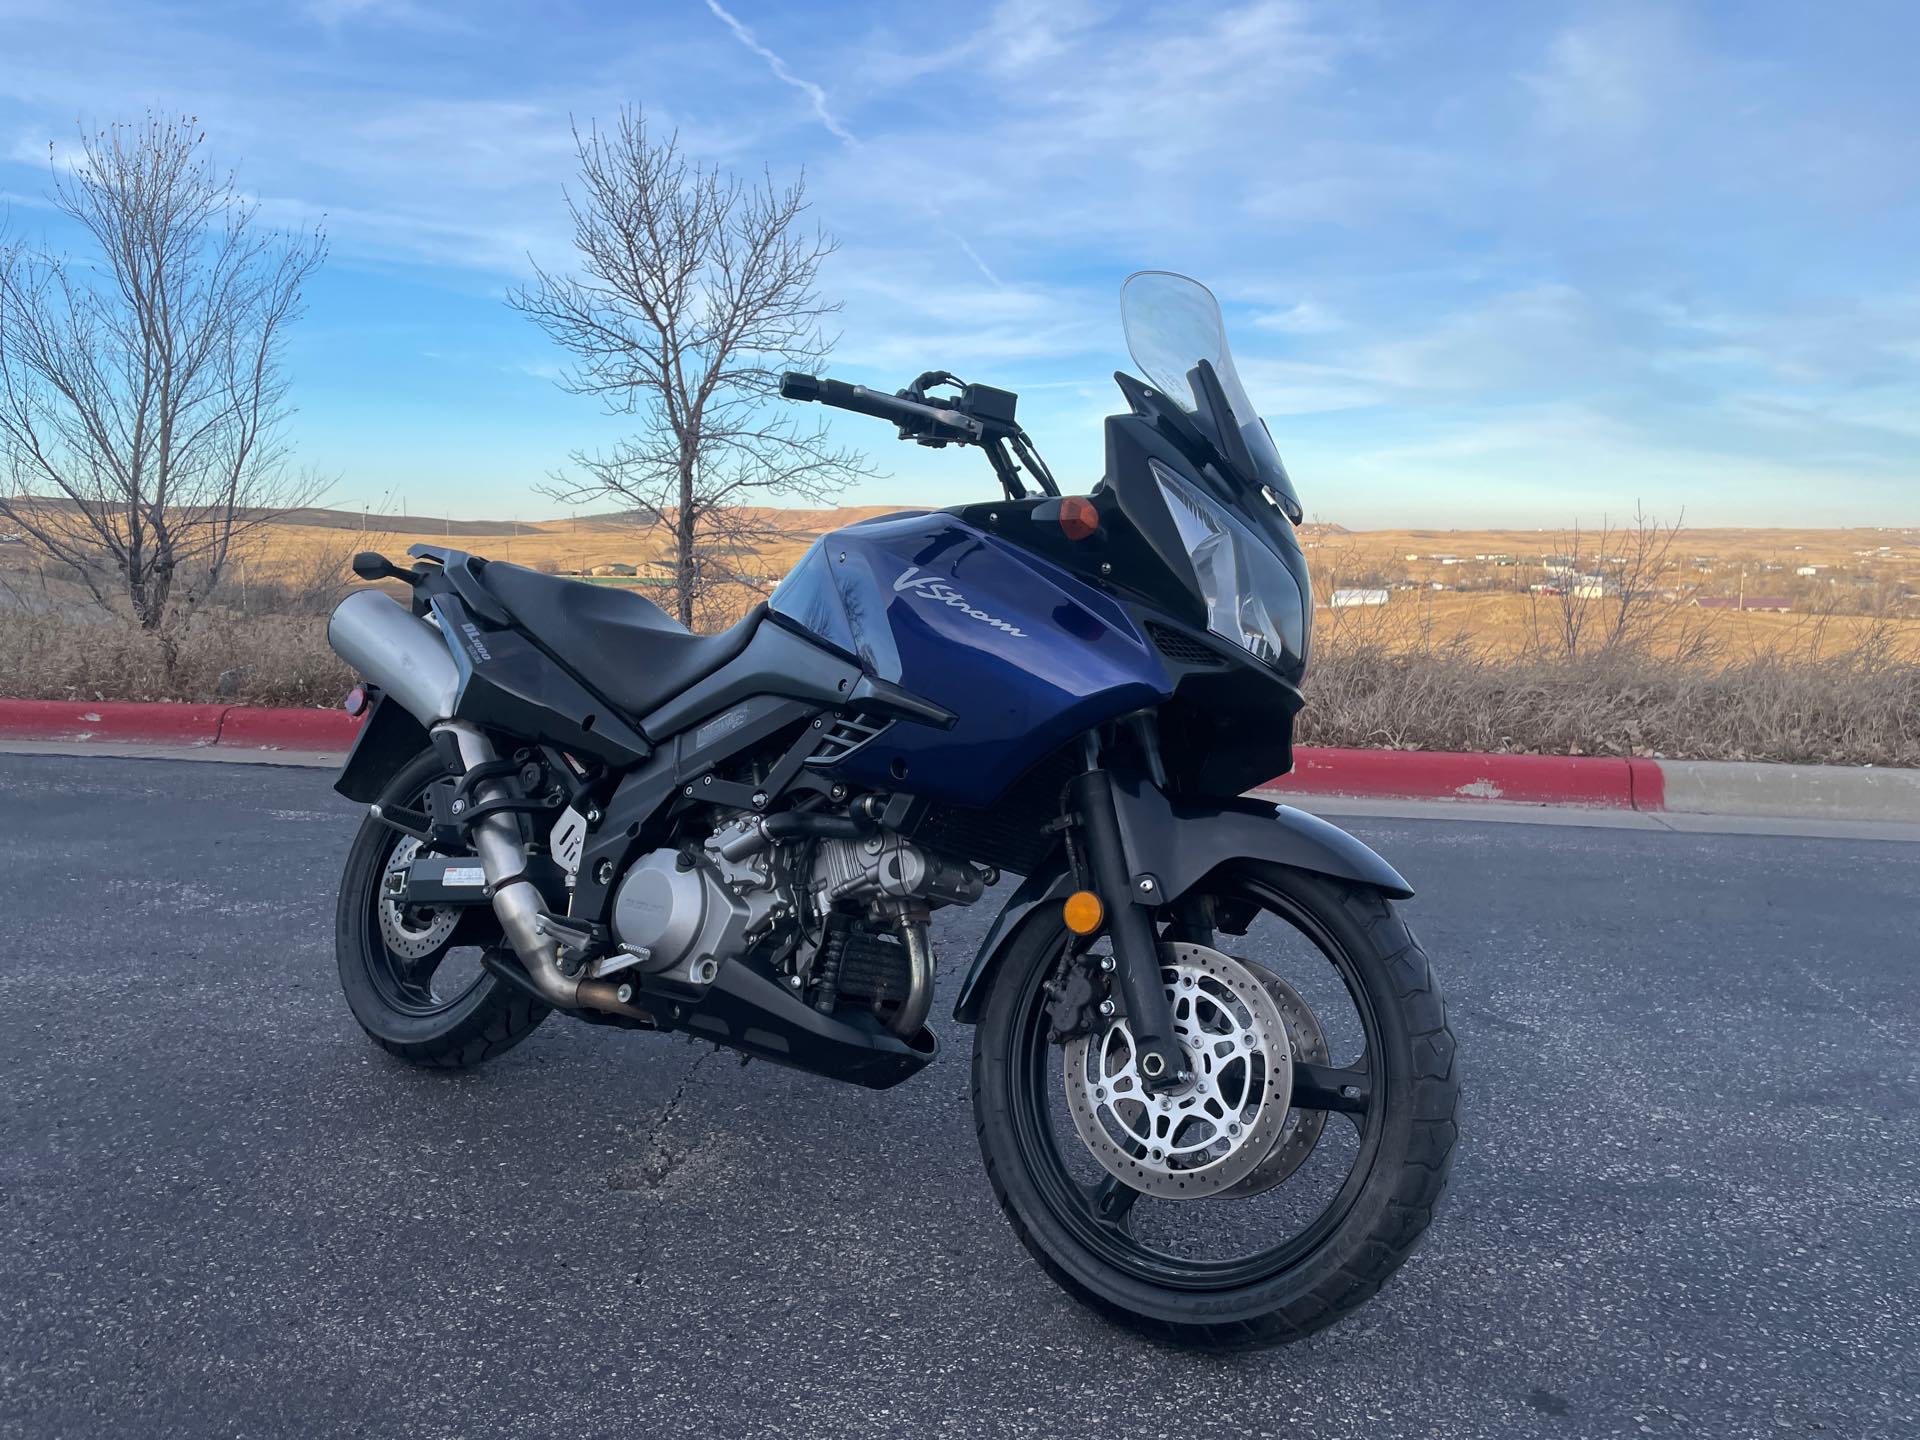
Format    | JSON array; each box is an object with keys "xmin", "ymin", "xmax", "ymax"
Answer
[{"xmin": 779, "ymin": 371, "xmax": 982, "ymax": 441}]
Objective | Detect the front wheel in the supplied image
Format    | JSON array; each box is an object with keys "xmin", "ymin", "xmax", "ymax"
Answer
[{"xmin": 970, "ymin": 865, "xmax": 1458, "ymax": 1351}]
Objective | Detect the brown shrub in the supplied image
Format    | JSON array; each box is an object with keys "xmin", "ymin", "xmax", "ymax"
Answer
[
  {"xmin": 1299, "ymin": 628, "xmax": 1920, "ymax": 767},
  {"xmin": 0, "ymin": 607, "xmax": 351, "ymax": 707},
  {"xmin": 3, "ymin": 589, "xmax": 1915, "ymax": 767}
]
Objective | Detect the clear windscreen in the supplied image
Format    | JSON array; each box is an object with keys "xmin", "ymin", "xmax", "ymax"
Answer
[{"xmin": 1120, "ymin": 271, "xmax": 1301, "ymax": 521}]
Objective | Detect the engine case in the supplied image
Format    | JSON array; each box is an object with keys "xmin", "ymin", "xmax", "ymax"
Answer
[
  {"xmin": 610, "ymin": 848, "xmax": 748, "ymax": 987},
  {"xmin": 811, "ymin": 834, "xmax": 983, "ymax": 911}
]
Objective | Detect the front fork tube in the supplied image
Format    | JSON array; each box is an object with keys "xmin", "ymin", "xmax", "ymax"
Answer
[{"xmin": 1067, "ymin": 768, "xmax": 1191, "ymax": 1093}]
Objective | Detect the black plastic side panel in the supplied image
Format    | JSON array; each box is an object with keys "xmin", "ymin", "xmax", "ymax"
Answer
[
  {"xmin": 1110, "ymin": 774, "xmax": 1414, "ymax": 902},
  {"xmin": 332, "ymin": 695, "xmax": 430, "ymax": 803},
  {"xmin": 640, "ymin": 618, "xmax": 864, "ymax": 739},
  {"xmin": 434, "ymin": 594, "xmax": 651, "ymax": 767}
]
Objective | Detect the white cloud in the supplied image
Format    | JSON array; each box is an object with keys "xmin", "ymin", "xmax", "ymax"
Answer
[{"xmin": 1253, "ymin": 300, "xmax": 1344, "ymax": 334}]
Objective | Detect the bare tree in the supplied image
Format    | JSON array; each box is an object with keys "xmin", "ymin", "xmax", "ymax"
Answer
[
  {"xmin": 0, "ymin": 115, "xmax": 326, "ymax": 653},
  {"xmin": 1528, "ymin": 505, "xmax": 1687, "ymax": 659},
  {"xmin": 510, "ymin": 109, "xmax": 870, "ymax": 628}
]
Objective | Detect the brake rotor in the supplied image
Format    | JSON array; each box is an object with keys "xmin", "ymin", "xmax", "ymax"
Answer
[
  {"xmin": 379, "ymin": 837, "xmax": 459, "ymax": 962},
  {"xmin": 1062, "ymin": 942, "xmax": 1293, "ymax": 1199},
  {"xmin": 1216, "ymin": 960, "xmax": 1329, "ymax": 1198}
]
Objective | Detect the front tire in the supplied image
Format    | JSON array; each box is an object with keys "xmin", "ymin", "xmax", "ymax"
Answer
[
  {"xmin": 970, "ymin": 865, "xmax": 1458, "ymax": 1351},
  {"xmin": 334, "ymin": 749, "xmax": 549, "ymax": 1069}
]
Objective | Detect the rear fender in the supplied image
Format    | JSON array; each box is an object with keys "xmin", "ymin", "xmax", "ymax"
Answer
[
  {"xmin": 333, "ymin": 694, "xmax": 431, "ymax": 804},
  {"xmin": 949, "ymin": 781, "xmax": 1412, "ymax": 1024}
]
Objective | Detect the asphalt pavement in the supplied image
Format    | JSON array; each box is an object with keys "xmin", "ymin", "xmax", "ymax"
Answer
[{"xmin": 1, "ymin": 753, "xmax": 1915, "ymax": 1439}]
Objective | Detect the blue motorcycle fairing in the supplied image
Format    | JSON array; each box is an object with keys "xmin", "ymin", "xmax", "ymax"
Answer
[
  {"xmin": 770, "ymin": 512, "xmax": 1173, "ymax": 806},
  {"xmin": 949, "ymin": 782, "xmax": 1414, "ymax": 1024}
]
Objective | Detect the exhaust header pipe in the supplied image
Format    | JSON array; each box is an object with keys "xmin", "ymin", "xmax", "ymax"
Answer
[{"xmin": 328, "ymin": 590, "xmax": 460, "ymax": 726}]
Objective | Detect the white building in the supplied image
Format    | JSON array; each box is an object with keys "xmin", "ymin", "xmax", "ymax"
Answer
[{"xmin": 1331, "ymin": 588, "xmax": 1390, "ymax": 608}]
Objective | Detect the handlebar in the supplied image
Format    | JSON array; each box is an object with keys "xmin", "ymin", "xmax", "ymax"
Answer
[{"xmin": 780, "ymin": 371, "xmax": 982, "ymax": 442}]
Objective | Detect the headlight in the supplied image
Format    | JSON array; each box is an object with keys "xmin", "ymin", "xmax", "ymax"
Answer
[{"xmin": 1150, "ymin": 459, "xmax": 1307, "ymax": 668}]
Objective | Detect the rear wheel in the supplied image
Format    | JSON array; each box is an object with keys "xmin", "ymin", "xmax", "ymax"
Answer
[
  {"xmin": 970, "ymin": 864, "xmax": 1458, "ymax": 1350},
  {"xmin": 334, "ymin": 750, "xmax": 549, "ymax": 1068}
]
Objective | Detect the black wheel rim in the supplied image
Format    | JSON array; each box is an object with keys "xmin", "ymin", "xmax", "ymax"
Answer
[
  {"xmin": 1005, "ymin": 873, "xmax": 1388, "ymax": 1290},
  {"xmin": 359, "ymin": 805, "xmax": 489, "ymax": 1019}
]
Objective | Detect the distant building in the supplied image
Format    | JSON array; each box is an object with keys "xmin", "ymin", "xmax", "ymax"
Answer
[
  {"xmin": 1572, "ymin": 576, "xmax": 1617, "ymax": 599},
  {"xmin": 1331, "ymin": 588, "xmax": 1390, "ymax": 608},
  {"xmin": 1692, "ymin": 596, "xmax": 1792, "ymax": 612}
]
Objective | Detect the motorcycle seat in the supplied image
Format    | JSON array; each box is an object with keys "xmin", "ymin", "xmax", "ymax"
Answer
[{"xmin": 478, "ymin": 561, "xmax": 764, "ymax": 722}]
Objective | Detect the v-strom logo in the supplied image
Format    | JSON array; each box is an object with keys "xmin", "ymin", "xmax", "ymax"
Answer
[{"xmin": 893, "ymin": 567, "xmax": 1027, "ymax": 638}]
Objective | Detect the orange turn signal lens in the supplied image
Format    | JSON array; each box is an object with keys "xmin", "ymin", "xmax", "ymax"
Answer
[
  {"xmin": 1062, "ymin": 890, "xmax": 1105, "ymax": 935},
  {"xmin": 1058, "ymin": 495, "xmax": 1101, "ymax": 541}
]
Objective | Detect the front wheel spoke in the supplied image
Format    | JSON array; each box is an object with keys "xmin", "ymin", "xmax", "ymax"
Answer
[
  {"xmin": 1292, "ymin": 1059, "xmax": 1372, "ymax": 1115},
  {"xmin": 1090, "ymin": 1174, "xmax": 1141, "ymax": 1230}
]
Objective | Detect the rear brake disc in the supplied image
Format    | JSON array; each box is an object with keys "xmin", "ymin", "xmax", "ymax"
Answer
[{"xmin": 379, "ymin": 837, "xmax": 460, "ymax": 961}]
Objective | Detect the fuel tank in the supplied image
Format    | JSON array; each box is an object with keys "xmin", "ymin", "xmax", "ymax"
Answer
[{"xmin": 769, "ymin": 511, "xmax": 1171, "ymax": 804}]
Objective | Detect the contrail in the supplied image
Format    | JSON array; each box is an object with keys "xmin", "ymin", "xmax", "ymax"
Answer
[
  {"xmin": 703, "ymin": 0, "xmax": 856, "ymax": 146},
  {"xmin": 700, "ymin": 0, "xmax": 1002, "ymax": 289}
]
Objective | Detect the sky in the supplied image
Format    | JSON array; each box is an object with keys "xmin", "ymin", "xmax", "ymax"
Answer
[{"xmin": 1, "ymin": 0, "xmax": 1916, "ymax": 529}]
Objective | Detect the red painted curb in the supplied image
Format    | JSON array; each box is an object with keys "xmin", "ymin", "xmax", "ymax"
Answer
[
  {"xmin": 1258, "ymin": 746, "xmax": 1651, "ymax": 810},
  {"xmin": 1625, "ymin": 756, "xmax": 1667, "ymax": 811},
  {"xmin": 2, "ymin": 700, "xmax": 1669, "ymax": 809},
  {"xmin": 216, "ymin": 707, "xmax": 364, "ymax": 750},
  {"xmin": 0, "ymin": 698, "xmax": 228, "ymax": 746}
]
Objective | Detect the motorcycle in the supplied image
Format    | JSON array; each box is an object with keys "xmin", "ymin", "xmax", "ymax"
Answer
[{"xmin": 324, "ymin": 271, "xmax": 1458, "ymax": 1349}]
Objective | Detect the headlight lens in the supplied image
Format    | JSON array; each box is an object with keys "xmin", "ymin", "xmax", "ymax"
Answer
[{"xmin": 1150, "ymin": 459, "xmax": 1306, "ymax": 668}]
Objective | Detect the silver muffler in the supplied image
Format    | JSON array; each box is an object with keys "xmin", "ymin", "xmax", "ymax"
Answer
[{"xmin": 328, "ymin": 591, "xmax": 461, "ymax": 724}]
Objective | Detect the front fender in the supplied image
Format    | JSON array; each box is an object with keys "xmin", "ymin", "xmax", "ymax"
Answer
[
  {"xmin": 1110, "ymin": 774, "xmax": 1412, "ymax": 907},
  {"xmin": 950, "ymin": 783, "xmax": 1412, "ymax": 1025}
]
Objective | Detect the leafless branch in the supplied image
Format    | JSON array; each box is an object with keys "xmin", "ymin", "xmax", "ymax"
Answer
[
  {"xmin": 0, "ymin": 113, "xmax": 328, "ymax": 653},
  {"xmin": 510, "ymin": 109, "xmax": 871, "ymax": 627}
]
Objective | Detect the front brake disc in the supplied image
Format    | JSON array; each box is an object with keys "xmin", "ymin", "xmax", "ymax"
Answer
[
  {"xmin": 1062, "ymin": 942, "xmax": 1293, "ymax": 1199},
  {"xmin": 1215, "ymin": 961, "xmax": 1329, "ymax": 1198}
]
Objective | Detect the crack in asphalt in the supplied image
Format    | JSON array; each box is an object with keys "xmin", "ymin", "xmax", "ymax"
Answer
[{"xmin": 610, "ymin": 1044, "xmax": 715, "ymax": 1191}]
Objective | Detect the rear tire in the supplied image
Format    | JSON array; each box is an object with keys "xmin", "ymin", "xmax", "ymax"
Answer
[
  {"xmin": 970, "ymin": 865, "xmax": 1458, "ymax": 1351},
  {"xmin": 334, "ymin": 750, "xmax": 549, "ymax": 1069}
]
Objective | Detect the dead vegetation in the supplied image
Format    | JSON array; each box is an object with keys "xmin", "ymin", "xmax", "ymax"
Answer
[
  {"xmin": 1301, "ymin": 599, "xmax": 1920, "ymax": 767},
  {"xmin": 4, "ymin": 522, "xmax": 1916, "ymax": 769}
]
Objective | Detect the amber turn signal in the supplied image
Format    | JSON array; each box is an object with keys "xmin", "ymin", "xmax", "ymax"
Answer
[
  {"xmin": 1062, "ymin": 889, "xmax": 1105, "ymax": 935},
  {"xmin": 1057, "ymin": 495, "xmax": 1101, "ymax": 541}
]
